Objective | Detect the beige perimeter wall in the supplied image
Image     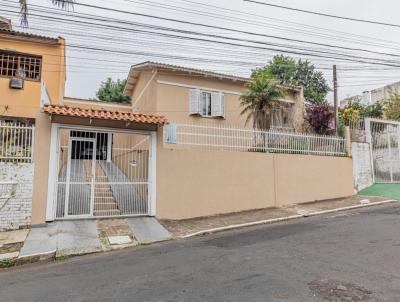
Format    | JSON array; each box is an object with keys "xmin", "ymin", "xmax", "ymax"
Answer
[{"xmin": 156, "ymin": 144, "xmax": 355, "ymax": 220}]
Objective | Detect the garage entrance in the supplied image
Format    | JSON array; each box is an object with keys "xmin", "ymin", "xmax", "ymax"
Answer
[{"xmin": 55, "ymin": 127, "xmax": 152, "ymax": 218}]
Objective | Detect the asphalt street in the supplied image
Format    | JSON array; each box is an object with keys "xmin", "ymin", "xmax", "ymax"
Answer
[{"xmin": 1, "ymin": 204, "xmax": 400, "ymax": 302}]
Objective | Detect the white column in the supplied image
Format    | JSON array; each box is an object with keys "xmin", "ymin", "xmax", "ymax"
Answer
[
  {"xmin": 148, "ymin": 131, "xmax": 157, "ymax": 216},
  {"xmin": 45, "ymin": 123, "xmax": 59, "ymax": 221}
]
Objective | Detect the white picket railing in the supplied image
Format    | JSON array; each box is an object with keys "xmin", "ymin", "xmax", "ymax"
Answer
[
  {"xmin": 0, "ymin": 121, "xmax": 35, "ymax": 163},
  {"xmin": 164, "ymin": 123, "xmax": 346, "ymax": 157}
]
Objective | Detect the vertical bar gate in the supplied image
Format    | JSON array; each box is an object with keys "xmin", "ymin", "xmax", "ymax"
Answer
[{"xmin": 55, "ymin": 127, "xmax": 151, "ymax": 218}]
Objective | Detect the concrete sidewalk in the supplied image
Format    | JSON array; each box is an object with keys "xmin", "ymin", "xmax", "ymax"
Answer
[
  {"xmin": 0, "ymin": 195, "xmax": 396, "ymax": 267},
  {"xmin": 0, "ymin": 217, "xmax": 171, "ymax": 267},
  {"xmin": 160, "ymin": 195, "xmax": 391, "ymax": 237}
]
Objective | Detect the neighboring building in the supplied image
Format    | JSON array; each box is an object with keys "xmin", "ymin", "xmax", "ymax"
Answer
[
  {"xmin": 340, "ymin": 95, "xmax": 363, "ymax": 108},
  {"xmin": 124, "ymin": 62, "xmax": 305, "ymax": 132},
  {"xmin": 0, "ymin": 26, "xmax": 66, "ymax": 230},
  {"xmin": 340, "ymin": 80, "xmax": 400, "ymax": 108},
  {"xmin": 0, "ymin": 28, "xmax": 66, "ymax": 118}
]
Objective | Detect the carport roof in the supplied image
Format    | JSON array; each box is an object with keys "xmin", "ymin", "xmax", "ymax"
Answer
[{"xmin": 42, "ymin": 104, "xmax": 167, "ymax": 125}]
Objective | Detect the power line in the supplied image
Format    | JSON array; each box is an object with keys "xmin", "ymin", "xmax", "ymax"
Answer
[
  {"xmin": 4, "ymin": 1, "xmax": 400, "ymax": 95},
  {"xmin": 125, "ymin": 0, "xmax": 400, "ymax": 51},
  {"xmin": 244, "ymin": 0, "xmax": 400, "ymax": 29},
  {"xmin": 177, "ymin": 0, "xmax": 400, "ymax": 47},
  {"xmin": 4, "ymin": 4, "xmax": 400, "ymax": 68},
  {"xmin": 39, "ymin": 1, "xmax": 400, "ymax": 59}
]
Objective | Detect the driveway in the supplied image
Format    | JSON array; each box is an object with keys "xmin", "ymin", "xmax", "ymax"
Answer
[{"xmin": 1, "ymin": 204, "xmax": 400, "ymax": 302}]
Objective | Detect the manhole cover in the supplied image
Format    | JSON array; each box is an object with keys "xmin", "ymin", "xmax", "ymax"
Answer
[{"xmin": 309, "ymin": 279, "xmax": 379, "ymax": 301}]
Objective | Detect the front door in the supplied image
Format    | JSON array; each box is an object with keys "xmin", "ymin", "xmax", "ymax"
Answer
[{"xmin": 64, "ymin": 137, "xmax": 97, "ymax": 217}]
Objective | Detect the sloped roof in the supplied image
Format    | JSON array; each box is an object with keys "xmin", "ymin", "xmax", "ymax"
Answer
[
  {"xmin": 124, "ymin": 61, "xmax": 249, "ymax": 96},
  {"xmin": 42, "ymin": 104, "xmax": 167, "ymax": 125},
  {"xmin": 124, "ymin": 61, "xmax": 302, "ymax": 96},
  {"xmin": 0, "ymin": 29, "xmax": 61, "ymax": 44}
]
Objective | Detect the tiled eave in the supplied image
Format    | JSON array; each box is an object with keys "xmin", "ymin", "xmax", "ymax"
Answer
[{"xmin": 42, "ymin": 104, "xmax": 167, "ymax": 125}]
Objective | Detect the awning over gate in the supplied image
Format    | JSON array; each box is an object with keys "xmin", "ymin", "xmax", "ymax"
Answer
[{"xmin": 42, "ymin": 104, "xmax": 167, "ymax": 131}]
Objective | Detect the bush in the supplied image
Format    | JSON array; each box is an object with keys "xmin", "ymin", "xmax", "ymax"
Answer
[
  {"xmin": 306, "ymin": 104, "xmax": 335, "ymax": 135},
  {"xmin": 340, "ymin": 99, "xmax": 383, "ymax": 120},
  {"xmin": 342, "ymin": 107, "xmax": 360, "ymax": 126},
  {"xmin": 384, "ymin": 93, "xmax": 400, "ymax": 121}
]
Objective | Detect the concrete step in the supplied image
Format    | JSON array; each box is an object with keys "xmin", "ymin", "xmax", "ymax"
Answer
[
  {"xmin": 94, "ymin": 204, "xmax": 117, "ymax": 209},
  {"xmin": 94, "ymin": 209, "xmax": 121, "ymax": 216},
  {"xmin": 0, "ymin": 230, "xmax": 29, "ymax": 255},
  {"xmin": 94, "ymin": 192, "xmax": 114, "ymax": 198},
  {"xmin": 94, "ymin": 196, "xmax": 115, "ymax": 201},
  {"xmin": 0, "ymin": 242, "xmax": 23, "ymax": 255},
  {"xmin": 94, "ymin": 188, "xmax": 113, "ymax": 192}
]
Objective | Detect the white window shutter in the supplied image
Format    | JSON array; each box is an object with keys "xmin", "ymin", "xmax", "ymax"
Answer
[
  {"xmin": 166, "ymin": 123, "xmax": 177, "ymax": 144},
  {"xmin": 220, "ymin": 92, "xmax": 225, "ymax": 117},
  {"xmin": 189, "ymin": 89, "xmax": 200, "ymax": 115},
  {"xmin": 211, "ymin": 92, "xmax": 224, "ymax": 117}
]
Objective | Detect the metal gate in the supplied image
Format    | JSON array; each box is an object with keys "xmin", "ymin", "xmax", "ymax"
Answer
[
  {"xmin": 55, "ymin": 127, "xmax": 151, "ymax": 218},
  {"xmin": 366, "ymin": 118, "xmax": 400, "ymax": 183}
]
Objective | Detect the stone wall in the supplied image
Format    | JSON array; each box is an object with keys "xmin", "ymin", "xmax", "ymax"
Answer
[
  {"xmin": 0, "ymin": 163, "xmax": 34, "ymax": 231},
  {"xmin": 352, "ymin": 142, "xmax": 373, "ymax": 191}
]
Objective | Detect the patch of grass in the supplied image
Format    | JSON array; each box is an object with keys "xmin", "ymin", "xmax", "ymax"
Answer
[
  {"xmin": 55, "ymin": 256, "xmax": 70, "ymax": 262},
  {"xmin": 0, "ymin": 259, "xmax": 16, "ymax": 268},
  {"xmin": 359, "ymin": 184, "xmax": 400, "ymax": 200}
]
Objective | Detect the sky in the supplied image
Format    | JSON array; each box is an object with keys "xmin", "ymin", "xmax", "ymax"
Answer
[{"xmin": 2, "ymin": 0, "xmax": 400, "ymax": 102}]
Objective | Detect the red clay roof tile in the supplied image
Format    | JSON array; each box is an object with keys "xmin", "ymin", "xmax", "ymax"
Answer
[{"xmin": 42, "ymin": 104, "xmax": 167, "ymax": 125}]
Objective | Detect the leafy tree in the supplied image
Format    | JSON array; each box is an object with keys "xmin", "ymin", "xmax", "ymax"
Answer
[
  {"xmin": 96, "ymin": 78, "xmax": 131, "ymax": 104},
  {"xmin": 240, "ymin": 70, "xmax": 287, "ymax": 130},
  {"xmin": 261, "ymin": 55, "xmax": 296, "ymax": 85},
  {"xmin": 263, "ymin": 55, "xmax": 330, "ymax": 104},
  {"xmin": 19, "ymin": 0, "xmax": 74, "ymax": 26},
  {"xmin": 384, "ymin": 93, "xmax": 400, "ymax": 121},
  {"xmin": 363, "ymin": 102, "xmax": 384, "ymax": 118},
  {"xmin": 306, "ymin": 104, "xmax": 335, "ymax": 135}
]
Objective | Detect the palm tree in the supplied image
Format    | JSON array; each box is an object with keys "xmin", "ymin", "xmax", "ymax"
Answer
[
  {"xmin": 240, "ymin": 71, "xmax": 287, "ymax": 131},
  {"xmin": 19, "ymin": 0, "xmax": 74, "ymax": 27}
]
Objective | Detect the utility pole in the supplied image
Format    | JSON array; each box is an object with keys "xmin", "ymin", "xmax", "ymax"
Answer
[{"xmin": 333, "ymin": 64, "xmax": 338, "ymax": 134}]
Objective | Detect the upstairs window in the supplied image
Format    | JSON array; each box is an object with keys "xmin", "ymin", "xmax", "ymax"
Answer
[
  {"xmin": 201, "ymin": 91, "xmax": 212, "ymax": 116},
  {"xmin": 189, "ymin": 89, "xmax": 224, "ymax": 117},
  {"xmin": 0, "ymin": 50, "xmax": 42, "ymax": 81}
]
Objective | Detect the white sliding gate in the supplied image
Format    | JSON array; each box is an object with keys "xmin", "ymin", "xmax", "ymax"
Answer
[
  {"xmin": 54, "ymin": 127, "xmax": 152, "ymax": 218},
  {"xmin": 366, "ymin": 118, "xmax": 400, "ymax": 183}
]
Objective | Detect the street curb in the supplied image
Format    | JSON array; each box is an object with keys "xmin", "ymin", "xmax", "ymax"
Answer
[
  {"xmin": 2, "ymin": 199, "xmax": 396, "ymax": 267},
  {"xmin": 180, "ymin": 199, "xmax": 397, "ymax": 239}
]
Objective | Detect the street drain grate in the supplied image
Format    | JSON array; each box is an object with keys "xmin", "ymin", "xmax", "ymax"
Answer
[{"xmin": 309, "ymin": 279, "xmax": 379, "ymax": 301}]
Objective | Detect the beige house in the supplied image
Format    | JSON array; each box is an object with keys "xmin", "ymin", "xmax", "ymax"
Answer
[
  {"xmin": 124, "ymin": 62, "xmax": 305, "ymax": 132},
  {"xmin": 1, "ymin": 38, "xmax": 354, "ymax": 230}
]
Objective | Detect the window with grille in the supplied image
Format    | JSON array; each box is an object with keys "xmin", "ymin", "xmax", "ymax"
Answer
[{"xmin": 0, "ymin": 50, "xmax": 42, "ymax": 81}]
